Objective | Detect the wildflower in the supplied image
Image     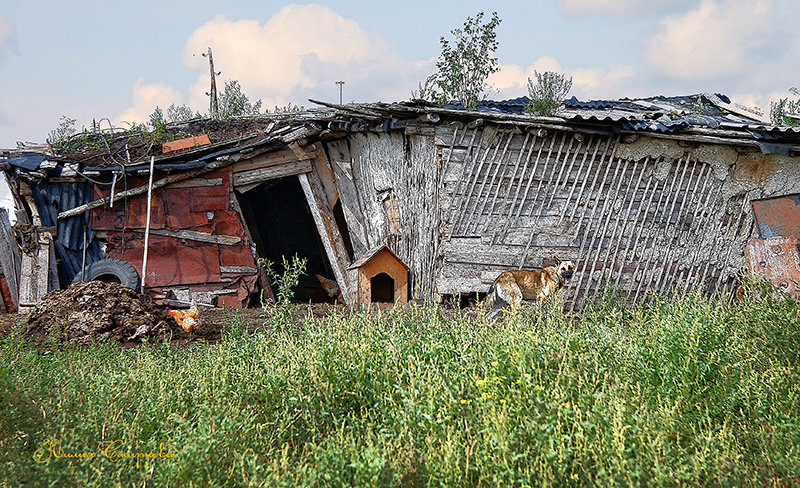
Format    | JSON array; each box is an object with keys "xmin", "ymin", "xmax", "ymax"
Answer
[
  {"xmin": 524, "ymin": 374, "xmax": 532, "ymax": 379},
  {"xmin": 460, "ymin": 399, "xmax": 469, "ymax": 404},
  {"xmin": 475, "ymin": 379, "xmax": 486, "ymax": 388},
  {"xmin": 491, "ymin": 361, "xmax": 499, "ymax": 367}
]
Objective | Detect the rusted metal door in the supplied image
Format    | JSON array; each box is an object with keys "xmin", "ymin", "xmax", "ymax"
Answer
[
  {"xmin": 744, "ymin": 236, "xmax": 800, "ymax": 298},
  {"xmin": 746, "ymin": 194, "xmax": 800, "ymax": 298},
  {"xmin": 752, "ymin": 194, "xmax": 800, "ymax": 238}
]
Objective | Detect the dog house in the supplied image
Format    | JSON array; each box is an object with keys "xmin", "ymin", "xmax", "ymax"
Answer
[{"xmin": 349, "ymin": 245, "xmax": 408, "ymax": 307}]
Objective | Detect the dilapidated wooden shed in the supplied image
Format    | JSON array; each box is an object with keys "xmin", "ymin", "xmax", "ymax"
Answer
[{"xmin": 2, "ymin": 93, "xmax": 798, "ymax": 310}]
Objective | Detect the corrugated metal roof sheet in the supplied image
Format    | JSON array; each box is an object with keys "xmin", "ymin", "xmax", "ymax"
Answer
[{"xmin": 439, "ymin": 93, "xmax": 798, "ymax": 140}]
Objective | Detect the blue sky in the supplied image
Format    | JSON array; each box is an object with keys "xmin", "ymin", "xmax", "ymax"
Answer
[{"xmin": 1, "ymin": 0, "xmax": 799, "ymax": 150}]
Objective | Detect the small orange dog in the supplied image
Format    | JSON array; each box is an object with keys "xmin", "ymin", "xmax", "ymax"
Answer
[{"xmin": 486, "ymin": 258, "xmax": 575, "ymax": 319}]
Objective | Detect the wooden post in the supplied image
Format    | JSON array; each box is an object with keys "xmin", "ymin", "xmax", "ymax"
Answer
[
  {"xmin": 141, "ymin": 156, "xmax": 155, "ymax": 291},
  {"xmin": 18, "ymin": 231, "xmax": 54, "ymax": 312},
  {"xmin": 0, "ymin": 208, "xmax": 20, "ymax": 309},
  {"xmin": 298, "ymin": 173, "xmax": 352, "ymax": 305}
]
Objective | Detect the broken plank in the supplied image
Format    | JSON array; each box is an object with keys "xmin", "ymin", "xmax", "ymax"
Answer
[
  {"xmin": 310, "ymin": 142, "xmax": 339, "ymax": 208},
  {"xmin": 167, "ymin": 177, "xmax": 223, "ymax": 189},
  {"xmin": 220, "ymin": 265, "xmax": 259, "ymax": 274},
  {"xmin": 231, "ymin": 145, "xmax": 317, "ymax": 173},
  {"xmin": 328, "ymin": 140, "xmax": 368, "ymax": 257},
  {"xmin": 298, "ymin": 173, "xmax": 352, "ymax": 306},
  {"xmin": 0, "ymin": 209, "xmax": 19, "ymax": 309},
  {"xmin": 133, "ymin": 228, "xmax": 241, "ymax": 246},
  {"xmin": 233, "ymin": 159, "xmax": 312, "ymax": 188}
]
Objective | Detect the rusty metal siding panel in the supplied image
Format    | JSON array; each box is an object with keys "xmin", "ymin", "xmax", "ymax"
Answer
[
  {"xmin": 88, "ymin": 171, "xmax": 256, "ymax": 305},
  {"xmin": 752, "ymin": 194, "xmax": 800, "ymax": 237},
  {"xmin": 744, "ymin": 236, "xmax": 800, "ymax": 297},
  {"xmin": 104, "ymin": 233, "xmax": 222, "ymax": 285}
]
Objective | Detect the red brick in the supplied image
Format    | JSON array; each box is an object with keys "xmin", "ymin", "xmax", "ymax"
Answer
[{"xmin": 162, "ymin": 134, "xmax": 211, "ymax": 154}]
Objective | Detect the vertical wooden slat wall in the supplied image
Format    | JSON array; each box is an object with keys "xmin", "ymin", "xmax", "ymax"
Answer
[{"xmin": 435, "ymin": 123, "xmax": 756, "ymax": 309}]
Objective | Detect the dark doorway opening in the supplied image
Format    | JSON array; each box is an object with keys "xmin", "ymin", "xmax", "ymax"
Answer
[
  {"xmin": 441, "ymin": 292, "xmax": 487, "ymax": 309},
  {"xmin": 236, "ymin": 176, "xmax": 337, "ymax": 302},
  {"xmin": 370, "ymin": 273, "xmax": 395, "ymax": 303}
]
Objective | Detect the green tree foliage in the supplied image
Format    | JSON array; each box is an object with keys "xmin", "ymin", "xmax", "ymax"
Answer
[
  {"xmin": 149, "ymin": 106, "xmax": 166, "ymax": 129},
  {"xmin": 769, "ymin": 97, "xmax": 800, "ymax": 126},
  {"xmin": 525, "ymin": 70, "xmax": 572, "ymax": 116},
  {"xmin": 166, "ymin": 103, "xmax": 199, "ymax": 122},
  {"xmin": 424, "ymin": 11, "xmax": 501, "ymax": 109},
  {"xmin": 47, "ymin": 115, "xmax": 77, "ymax": 147},
  {"xmin": 218, "ymin": 80, "xmax": 263, "ymax": 119}
]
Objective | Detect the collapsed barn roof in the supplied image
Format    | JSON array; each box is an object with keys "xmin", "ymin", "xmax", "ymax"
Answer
[
  {"xmin": 5, "ymin": 92, "xmax": 798, "ymax": 173},
  {"xmin": 2, "ymin": 93, "xmax": 798, "ymax": 311}
]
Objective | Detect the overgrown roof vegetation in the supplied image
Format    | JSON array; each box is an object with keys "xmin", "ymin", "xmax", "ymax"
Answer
[
  {"xmin": 770, "ymin": 96, "xmax": 800, "ymax": 127},
  {"xmin": 45, "ymin": 79, "xmax": 305, "ymax": 158},
  {"xmin": 525, "ymin": 71, "xmax": 573, "ymax": 117},
  {"xmin": 418, "ymin": 11, "xmax": 502, "ymax": 110}
]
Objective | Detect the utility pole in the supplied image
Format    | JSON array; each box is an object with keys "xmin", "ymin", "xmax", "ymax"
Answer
[
  {"xmin": 335, "ymin": 81, "xmax": 345, "ymax": 105},
  {"xmin": 203, "ymin": 47, "xmax": 220, "ymax": 118}
]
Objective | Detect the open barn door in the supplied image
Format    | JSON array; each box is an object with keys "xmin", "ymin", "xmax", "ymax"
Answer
[{"xmin": 236, "ymin": 176, "xmax": 341, "ymax": 302}]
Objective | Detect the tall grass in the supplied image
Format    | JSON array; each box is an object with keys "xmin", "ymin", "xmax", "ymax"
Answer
[{"xmin": 1, "ymin": 290, "xmax": 798, "ymax": 487}]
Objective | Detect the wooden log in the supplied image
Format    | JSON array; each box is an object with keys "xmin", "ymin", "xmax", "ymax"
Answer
[
  {"xmin": 141, "ymin": 156, "xmax": 156, "ymax": 291},
  {"xmin": 220, "ymin": 265, "xmax": 259, "ymax": 274},
  {"xmin": 167, "ymin": 177, "xmax": 223, "ymax": 189}
]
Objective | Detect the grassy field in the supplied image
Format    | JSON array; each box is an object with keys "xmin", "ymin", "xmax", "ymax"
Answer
[{"xmin": 1, "ymin": 288, "xmax": 798, "ymax": 487}]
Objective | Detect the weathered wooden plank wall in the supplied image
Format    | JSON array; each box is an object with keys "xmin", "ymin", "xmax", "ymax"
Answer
[
  {"xmin": 335, "ymin": 127, "xmax": 443, "ymax": 300},
  {"xmin": 436, "ymin": 122, "xmax": 759, "ymax": 309}
]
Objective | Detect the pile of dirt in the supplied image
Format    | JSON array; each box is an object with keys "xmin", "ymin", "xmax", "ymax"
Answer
[{"xmin": 26, "ymin": 281, "xmax": 174, "ymax": 345}]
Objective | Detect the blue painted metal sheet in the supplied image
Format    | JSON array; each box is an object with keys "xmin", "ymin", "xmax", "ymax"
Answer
[
  {"xmin": 31, "ymin": 180, "xmax": 103, "ymax": 285},
  {"xmin": 5, "ymin": 152, "xmax": 47, "ymax": 170}
]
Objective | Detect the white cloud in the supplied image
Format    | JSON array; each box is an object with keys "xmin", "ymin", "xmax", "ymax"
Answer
[
  {"xmin": 556, "ymin": 0, "xmax": 691, "ymax": 17},
  {"xmin": 489, "ymin": 57, "xmax": 636, "ymax": 100},
  {"xmin": 644, "ymin": 0, "xmax": 778, "ymax": 81},
  {"xmin": 116, "ymin": 79, "xmax": 184, "ymax": 127},
  {"xmin": 490, "ymin": 57, "xmax": 565, "ymax": 97},
  {"xmin": 0, "ymin": 15, "xmax": 16, "ymax": 62},
  {"xmin": 181, "ymin": 5, "xmax": 433, "ymax": 111}
]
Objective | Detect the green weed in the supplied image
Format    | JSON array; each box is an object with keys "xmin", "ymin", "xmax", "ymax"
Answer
[{"xmin": 1, "ymin": 292, "xmax": 797, "ymax": 486}]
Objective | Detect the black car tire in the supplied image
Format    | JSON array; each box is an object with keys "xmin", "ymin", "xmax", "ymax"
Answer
[{"xmin": 72, "ymin": 258, "xmax": 141, "ymax": 292}]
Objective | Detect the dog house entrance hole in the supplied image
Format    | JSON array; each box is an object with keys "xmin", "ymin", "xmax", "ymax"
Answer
[{"xmin": 371, "ymin": 273, "xmax": 395, "ymax": 303}]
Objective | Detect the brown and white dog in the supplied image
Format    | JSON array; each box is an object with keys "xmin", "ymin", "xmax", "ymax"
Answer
[{"xmin": 485, "ymin": 258, "xmax": 575, "ymax": 319}]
